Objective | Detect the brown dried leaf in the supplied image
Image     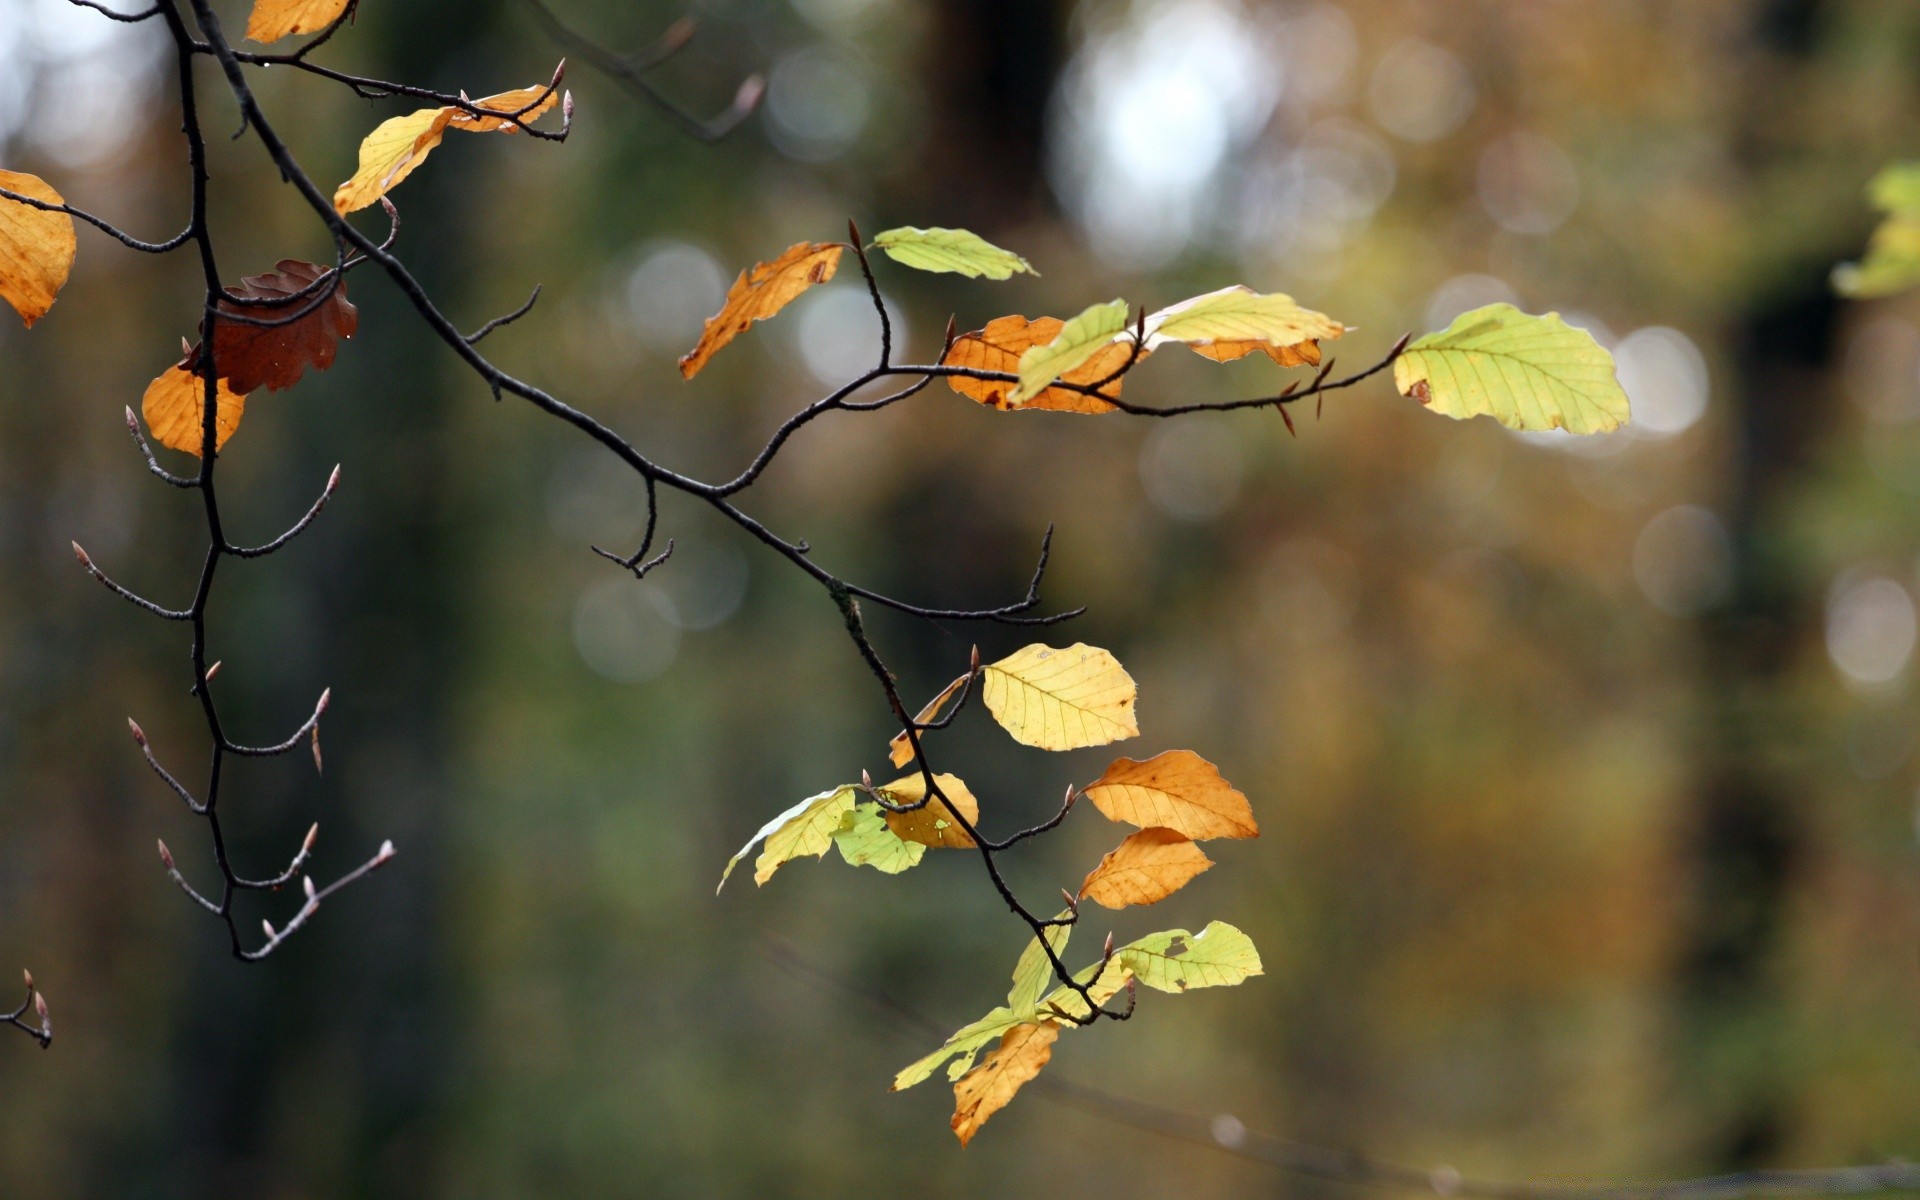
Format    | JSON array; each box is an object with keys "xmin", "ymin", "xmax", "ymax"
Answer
[
  {"xmin": 679, "ymin": 242, "xmax": 842, "ymax": 379},
  {"xmin": 142, "ymin": 365, "xmax": 248, "ymax": 457},
  {"xmin": 0, "ymin": 170, "xmax": 76, "ymax": 328},
  {"xmin": 877, "ymin": 771, "xmax": 979, "ymax": 849},
  {"xmin": 200, "ymin": 259, "xmax": 359, "ymax": 394},
  {"xmin": 951, "ymin": 1022, "xmax": 1056, "ymax": 1146},
  {"xmin": 1083, "ymin": 749, "xmax": 1257, "ymax": 840},
  {"xmin": 1078, "ymin": 827, "xmax": 1213, "ymax": 909},
  {"xmin": 888, "ymin": 673, "xmax": 969, "ymax": 768},
  {"xmin": 245, "ymin": 0, "xmax": 351, "ymax": 43},
  {"xmin": 941, "ymin": 315, "xmax": 1144, "ymax": 413}
]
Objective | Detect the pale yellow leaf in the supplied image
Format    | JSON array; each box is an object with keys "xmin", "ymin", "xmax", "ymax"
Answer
[
  {"xmin": 1078, "ymin": 827, "xmax": 1213, "ymax": 909},
  {"xmin": 981, "ymin": 642, "xmax": 1138, "ymax": 751},
  {"xmin": 877, "ymin": 772, "xmax": 979, "ymax": 849},
  {"xmin": 333, "ymin": 107, "xmax": 453, "ymax": 215},
  {"xmin": 1083, "ymin": 749, "xmax": 1257, "ymax": 840},
  {"xmin": 716, "ymin": 785, "xmax": 858, "ymax": 891},
  {"xmin": 679, "ymin": 242, "xmax": 842, "ymax": 379},
  {"xmin": 0, "ymin": 170, "xmax": 76, "ymax": 328},
  {"xmin": 142, "ymin": 365, "xmax": 248, "ymax": 457},
  {"xmin": 245, "ymin": 0, "xmax": 351, "ymax": 43},
  {"xmin": 951, "ymin": 1023, "xmax": 1057, "ymax": 1145},
  {"xmin": 1143, "ymin": 285, "xmax": 1344, "ymax": 366}
]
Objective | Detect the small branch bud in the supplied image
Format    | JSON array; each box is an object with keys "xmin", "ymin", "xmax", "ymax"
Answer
[
  {"xmin": 316, "ymin": 687, "xmax": 332, "ymax": 715},
  {"xmin": 1064, "ymin": 783, "xmax": 1078, "ymax": 809},
  {"xmin": 969, "ymin": 645, "xmax": 981, "ymax": 673},
  {"xmin": 71, "ymin": 542, "xmax": 91, "ymax": 569},
  {"xmin": 326, "ymin": 464, "xmax": 342, "ymax": 494},
  {"xmin": 128, "ymin": 718, "xmax": 147, "ymax": 748},
  {"xmin": 376, "ymin": 840, "xmax": 396, "ymax": 864},
  {"xmin": 22, "ymin": 969, "xmax": 32, "ymax": 991},
  {"xmin": 311, "ymin": 727, "xmax": 323, "ymax": 776},
  {"xmin": 33, "ymin": 992, "xmax": 47, "ymax": 1021},
  {"xmin": 205, "ymin": 660, "xmax": 223, "ymax": 683},
  {"xmin": 262, "ymin": 919, "xmax": 275, "ymax": 940},
  {"xmin": 124, "ymin": 406, "xmax": 138, "ymax": 432},
  {"xmin": 861, "ymin": 768, "xmax": 873, "ymax": 789},
  {"xmin": 157, "ymin": 839, "xmax": 174, "ymax": 870},
  {"xmin": 1102, "ymin": 932, "xmax": 1115, "ymax": 959},
  {"xmin": 303, "ymin": 875, "xmax": 316, "ymax": 900},
  {"xmin": 302, "ymin": 823, "xmax": 319, "ymax": 854}
]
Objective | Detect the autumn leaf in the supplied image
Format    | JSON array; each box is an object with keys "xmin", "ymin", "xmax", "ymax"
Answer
[
  {"xmin": 889, "ymin": 674, "xmax": 969, "ymax": 767},
  {"xmin": 142, "ymin": 365, "xmax": 249, "ymax": 456},
  {"xmin": 245, "ymin": 0, "xmax": 352, "ymax": 43},
  {"xmin": 876, "ymin": 771, "xmax": 979, "ymax": 849},
  {"xmin": 1114, "ymin": 921, "xmax": 1262, "ymax": 992},
  {"xmin": 679, "ymin": 242, "xmax": 843, "ymax": 379},
  {"xmin": 951, "ymin": 1022, "xmax": 1057, "ymax": 1145},
  {"xmin": 1143, "ymin": 285, "xmax": 1344, "ymax": 368},
  {"xmin": 871, "ymin": 226, "xmax": 1036, "ymax": 280},
  {"xmin": 333, "ymin": 107, "xmax": 453, "ymax": 215},
  {"xmin": 446, "ymin": 78, "xmax": 565, "ymax": 133},
  {"xmin": 1011, "ymin": 299, "xmax": 1131, "ymax": 405},
  {"xmin": 0, "ymin": 171, "xmax": 76, "ymax": 328},
  {"xmin": 1078, "ymin": 828, "xmax": 1213, "ymax": 909},
  {"xmin": 941, "ymin": 315, "xmax": 1142, "ymax": 414},
  {"xmin": 716, "ymin": 784, "xmax": 858, "ymax": 891},
  {"xmin": 1006, "ymin": 912, "xmax": 1072, "ymax": 1018},
  {"xmin": 1083, "ymin": 750, "xmax": 1257, "ymax": 841},
  {"xmin": 197, "ymin": 259, "xmax": 358, "ymax": 394},
  {"xmin": 832, "ymin": 803, "xmax": 926, "ymax": 874},
  {"xmin": 1836, "ymin": 164, "xmax": 1920, "ymax": 298},
  {"xmin": 1035, "ymin": 956, "xmax": 1134, "ymax": 1024},
  {"xmin": 893, "ymin": 1006, "xmax": 1029, "ymax": 1091},
  {"xmin": 981, "ymin": 643, "xmax": 1138, "ymax": 751},
  {"xmin": 1394, "ymin": 303, "xmax": 1628, "ymax": 435}
]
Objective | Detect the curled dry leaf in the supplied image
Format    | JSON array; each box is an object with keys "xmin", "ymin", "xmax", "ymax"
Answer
[
  {"xmin": 1078, "ymin": 827, "xmax": 1213, "ymax": 909},
  {"xmin": 981, "ymin": 643, "xmax": 1138, "ymax": 751},
  {"xmin": 941, "ymin": 315, "xmax": 1143, "ymax": 414},
  {"xmin": 876, "ymin": 771, "xmax": 979, "ymax": 849},
  {"xmin": 142, "ymin": 365, "xmax": 249, "ymax": 456},
  {"xmin": 1083, "ymin": 749, "xmax": 1257, "ymax": 840},
  {"xmin": 951, "ymin": 1022, "xmax": 1057, "ymax": 1145},
  {"xmin": 198, "ymin": 259, "xmax": 359, "ymax": 394},
  {"xmin": 0, "ymin": 170, "xmax": 76, "ymax": 328},
  {"xmin": 889, "ymin": 673, "xmax": 969, "ymax": 767},
  {"xmin": 333, "ymin": 77, "xmax": 563, "ymax": 214},
  {"xmin": 245, "ymin": 0, "xmax": 352, "ymax": 43},
  {"xmin": 679, "ymin": 241, "xmax": 843, "ymax": 379}
]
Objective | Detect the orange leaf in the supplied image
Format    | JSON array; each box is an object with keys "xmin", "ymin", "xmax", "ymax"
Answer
[
  {"xmin": 951, "ymin": 1023, "xmax": 1056, "ymax": 1145},
  {"xmin": 941, "ymin": 315, "xmax": 1143, "ymax": 414},
  {"xmin": 1078, "ymin": 827, "xmax": 1212, "ymax": 909},
  {"xmin": 889, "ymin": 673, "xmax": 969, "ymax": 768},
  {"xmin": 447, "ymin": 78, "xmax": 564, "ymax": 133},
  {"xmin": 198, "ymin": 259, "xmax": 359, "ymax": 394},
  {"xmin": 877, "ymin": 772, "xmax": 979, "ymax": 850},
  {"xmin": 333, "ymin": 107, "xmax": 453, "ymax": 215},
  {"xmin": 245, "ymin": 0, "xmax": 352, "ymax": 43},
  {"xmin": 0, "ymin": 170, "xmax": 76, "ymax": 328},
  {"xmin": 1188, "ymin": 338, "xmax": 1323, "ymax": 367},
  {"xmin": 679, "ymin": 242, "xmax": 842, "ymax": 379},
  {"xmin": 1083, "ymin": 749, "xmax": 1257, "ymax": 840},
  {"xmin": 142, "ymin": 365, "xmax": 249, "ymax": 457}
]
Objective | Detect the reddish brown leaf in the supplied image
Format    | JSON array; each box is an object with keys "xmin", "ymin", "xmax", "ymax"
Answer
[{"xmin": 197, "ymin": 259, "xmax": 359, "ymax": 394}]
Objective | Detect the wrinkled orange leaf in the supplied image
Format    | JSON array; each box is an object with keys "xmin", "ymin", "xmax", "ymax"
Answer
[
  {"xmin": 245, "ymin": 0, "xmax": 352, "ymax": 43},
  {"xmin": 679, "ymin": 242, "xmax": 842, "ymax": 379},
  {"xmin": 878, "ymin": 771, "xmax": 979, "ymax": 849},
  {"xmin": 889, "ymin": 673, "xmax": 969, "ymax": 768},
  {"xmin": 1083, "ymin": 749, "xmax": 1257, "ymax": 841},
  {"xmin": 951, "ymin": 1022, "xmax": 1056, "ymax": 1145},
  {"xmin": 142, "ymin": 365, "xmax": 249, "ymax": 456},
  {"xmin": 333, "ymin": 107, "xmax": 453, "ymax": 215},
  {"xmin": 197, "ymin": 259, "xmax": 358, "ymax": 394},
  {"xmin": 941, "ymin": 315, "xmax": 1144, "ymax": 414},
  {"xmin": 0, "ymin": 170, "xmax": 76, "ymax": 328},
  {"xmin": 1078, "ymin": 827, "xmax": 1213, "ymax": 909},
  {"xmin": 1188, "ymin": 338, "xmax": 1323, "ymax": 367},
  {"xmin": 447, "ymin": 80, "xmax": 564, "ymax": 133}
]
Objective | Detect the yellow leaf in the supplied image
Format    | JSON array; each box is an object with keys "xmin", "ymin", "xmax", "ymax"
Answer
[
  {"xmin": 941, "ymin": 315, "xmax": 1143, "ymax": 414},
  {"xmin": 716, "ymin": 785, "xmax": 858, "ymax": 891},
  {"xmin": 1078, "ymin": 827, "xmax": 1213, "ymax": 909},
  {"xmin": 142, "ymin": 365, "xmax": 249, "ymax": 457},
  {"xmin": 951, "ymin": 1023, "xmax": 1057, "ymax": 1145},
  {"xmin": 333, "ymin": 107, "xmax": 454, "ymax": 215},
  {"xmin": 877, "ymin": 772, "xmax": 979, "ymax": 849},
  {"xmin": 888, "ymin": 673, "xmax": 969, "ymax": 767},
  {"xmin": 0, "ymin": 171, "xmax": 76, "ymax": 328},
  {"xmin": 245, "ymin": 0, "xmax": 351, "ymax": 43},
  {"xmin": 1143, "ymin": 285, "xmax": 1344, "ymax": 367},
  {"xmin": 981, "ymin": 643, "xmax": 1138, "ymax": 751},
  {"xmin": 1011, "ymin": 299, "xmax": 1130, "ymax": 404},
  {"xmin": 679, "ymin": 242, "xmax": 843, "ymax": 379},
  {"xmin": 447, "ymin": 80, "xmax": 564, "ymax": 133},
  {"xmin": 1082, "ymin": 750, "xmax": 1257, "ymax": 840}
]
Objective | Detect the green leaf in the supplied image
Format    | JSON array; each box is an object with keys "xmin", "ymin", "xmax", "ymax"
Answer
[
  {"xmin": 892, "ymin": 1006, "xmax": 1028, "ymax": 1091},
  {"xmin": 1011, "ymin": 299, "xmax": 1129, "ymax": 405},
  {"xmin": 1394, "ymin": 303, "xmax": 1628, "ymax": 435},
  {"xmin": 716, "ymin": 785, "xmax": 858, "ymax": 892},
  {"xmin": 832, "ymin": 802, "xmax": 927, "ymax": 874},
  {"xmin": 1114, "ymin": 921, "xmax": 1263, "ymax": 993},
  {"xmin": 1006, "ymin": 912, "xmax": 1073, "ymax": 1019},
  {"xmin": 1142, "ymin": 285, "xmax": 1343, "ymax": 352},
  {"xmin": 1869, "ymin": 162, "xmax": 1920, "ymax": 214},
  {"xmin": 871, "ymin": 226, "xmax": 1037, "ymax": 280},
  {"xmin": 1836, "ymin": 212, "xmax": 1920, "ymax": 298}
]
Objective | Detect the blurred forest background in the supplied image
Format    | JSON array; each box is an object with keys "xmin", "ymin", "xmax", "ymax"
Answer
[{"xmin": 2, "ymin": 0, "xmax": 1919, "ymax": 1195}]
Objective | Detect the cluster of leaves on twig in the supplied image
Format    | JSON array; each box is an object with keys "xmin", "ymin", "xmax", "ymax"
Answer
[{"xmin": 0, "ymin": 0, "xmax": 1638, "ymax": 1137}]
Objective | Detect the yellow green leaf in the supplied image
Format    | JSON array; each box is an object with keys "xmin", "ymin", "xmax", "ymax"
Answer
[
  {"xmin": 892, "ymin": 1006, "xmax": 1027, "ymax": 1091},
  {"xmin": 876, "ymin": 771, "xmax": 979, "ymax": 849},
  {"xmin": 245, "ymin": 0, "xmax": 351, "ymax": 43},
  {"xmin": 0, "ymin": 170, "xmax": 76, "ymax": 328},
  {"xmin": 981, "ymin": 642, "xmax": 1138, "ymax": 751},
  {"xmin": 1006, "ymin": 912, "xmax": 1072, "ymax": 1019},
  {"xmin": 1082, "ymin": 749, "xmax": 1257, "ymax": 840},
  {"xmin": 1836, "ymin": 212, "xmax": 1920, "ymax": 298},
  {"xmin": 1115, "ymin": 921, "xmax": 1262, "ymax": 993},
  {"xmin": 941, "ymin": 314, "xmax": 1141, "ymax": 414},
  {"xmin": 951, "ymin": 1022, "xmax": 1057, "ymax": 1145},
  {"xmin": 1394, "ymin": 303, "xmax": 1629, "ymax": 435},
  {"xmin": 333, "ymin": 107, "xmax": 453, "ymax": 215},
  {"xmin": 1036, "ymin": 957, "xmax": 1132, "ymax": 1024},
  {"xmin": 1869, "ymin": 162, "xmax": 1920, "ymax": 213},
  {"xmin": 831, "ymin": 803, "xmax": 926, "ymax": 874},
  {"xmin": 871, "ymin": 226, "xmax": 1036, "ymax": 280},
  {"xmin": 1078, "ymin": 827, "xmax": 1213, "ymax": 909},
  {"xmin": 1142, "ymin": 285, "xmax": 1344, "ymax": 365},
  {"xmin": 142, "ymin": 365, "xmax": 249, "ymax": 457},
  {"xmin": 716, "ymin": 784, "xmax": 857, "ymax": 892},
  {"xmin": 679, "ymin": 242, "xmax": 843, "ymax": 379},
  {"xmin": 1010, "ymin": 299, "xmax": 1130, "ymax": 405}
]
